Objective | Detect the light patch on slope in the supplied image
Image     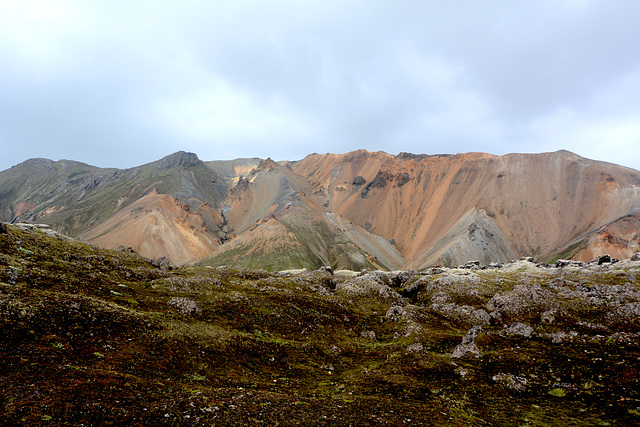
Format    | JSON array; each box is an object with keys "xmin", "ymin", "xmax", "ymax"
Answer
[
  {"xmin": 411, "ymin": 209, "xmax": 517, "ymax": 269},
  {"xmin": 326, "ymin": 212, "xmax": 403, "ymax": 270},
  {"xmin": 82, "ymin": 190, "xmax": 220, "ymax": 265}
]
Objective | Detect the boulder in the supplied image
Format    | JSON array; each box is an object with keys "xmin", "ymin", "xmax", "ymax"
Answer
[
  {"xmin": 394, "ymin": 320, "xmax": 423, "ymax": 339},
  {"xmin": 360, "ymin": 330, "xmax": 377, "ymax": 340},
  {"xmin": 336, "ymin": 273, "xmax": 400, "ymax": 299},
  {"xmin": 168, "ymin": 297, "xmax": 202, "ymax": 315},
  {"xmin": 153, "ymin": 256, "xmax": 170, "ymax": 270},
  {"xmin": 492, "ymin": 373, "xmax": 527, "ymax": 391},
  {"xmin": 552, "ymin": 331, "xmax": 578, "ymax": 344},
  {"xmin": 461, "ymin": 260, "xmax": 481, "ymax": 269},
  {"xmin": 504, "ymin": 322, "xmax": 533, "ymax": 338},
  {"xmin": 484, "ymin": 262, "xmax": 503, "ymax": 269},
  {"xmin": 388, "ymin": 270, "xmax": 415, "ymax": 288},
  {"xmin": 555, "ymin": 259, "xmax": 585, "ymax": 268},
  {"xmin": 486, "ymin": 284, "xmax": 555, "ymax": 323},
  {"xmin": 431, "ymin": 303, "xmax": 491, "ymax": 326},
  {"xmin": 317, "ymin": 266, "xmax": 334, "ymax": 275},
  {"xmin": 385, "ymin": 305, "xmax": 405, "ymax": 320},
  {"xmin": 406, "ymin": 343, "xmax": 424, "ymax": 353},
  {"xmin": 597, "ymin": 254, "xmax": 612, "ymax": 265},
  {"xmin": 541, "ymin": 310, "xmax": 557, "ymax": 324},
  {"xmin": 451, "ymin": 325, "xmax": 482, "ymax": 359}
]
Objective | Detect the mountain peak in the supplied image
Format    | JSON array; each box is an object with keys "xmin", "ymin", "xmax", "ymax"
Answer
[
  {"xmin": 18, "ymin": 158, "xmax": 57, "ymax": 172},
  {"xmin": 257, "ymin": 157, "xmax": 281, "ymax": 171},
  {"xmin": 157, "ymin": 151, "xmax": 201, "ymax": 170}
]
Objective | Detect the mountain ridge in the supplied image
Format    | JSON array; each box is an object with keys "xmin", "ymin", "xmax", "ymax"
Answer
[{"xmin": 2, "ymin": 149, "xmax": 639, "ymax": 269}]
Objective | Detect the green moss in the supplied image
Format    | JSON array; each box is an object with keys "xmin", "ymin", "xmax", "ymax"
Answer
[
  {"xmin": 548, "ymin": 388, "xmax": 567, "ymax": 397},
  {"xmin": 545, "ymin": 238, "xmax": 587, "ymax": 263},
  {"xmin": 1, "ymin": 223, "xmax": 640, "ymax": 425}
]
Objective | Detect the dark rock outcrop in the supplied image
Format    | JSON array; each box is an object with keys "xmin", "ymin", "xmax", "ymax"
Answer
[
  {"xmin": 352, "ymin": 176, "xmax": 366, "ymax": 186},
  {"xmin": 152, "ymin": 256, "xmax": 170, "ymax": 271},
  {"xmin": 360, "ymin": 170, "xmax": 393, "ymax": 198},
  {"xmin": 157, "ymin": 151, "xmax": 201, "ymax": 170},
  {"xmin": 598, "ymin": 254, "xmax": 612, "ymax": 265},
  {"xmin": 396, "ymin": 172, "xmax": 410, "ymax": 187}
]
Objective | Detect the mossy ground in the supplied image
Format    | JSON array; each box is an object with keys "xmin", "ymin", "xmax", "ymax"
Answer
[{"xmin": 1, "ymin": 225, "xmax": 640, "ymax": 425}]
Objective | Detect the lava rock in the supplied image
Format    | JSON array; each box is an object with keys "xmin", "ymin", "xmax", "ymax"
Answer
[
  {"xmin": 486, "ymin": 284, "xmax": 555, "ymax": 323},
  {"xmin": 504, "ymin": 322, "xmax": 533, "ymax": 338},
  {"xmin": 360, "ymin": 330, "xmax": 377, "ymax": 340},
  {"xmin": 451, "ymin": 325, "xmax": 482, "ymax": 359},
  {"xmin": 555, "ymin": 259, "xmax": 585, "ymax": 268},
  {"xmin": 492, "ymin": 373, "xmax": 527, "ymax": 391},
  {"xmin": 461, "ymin": 260, "xmax": 481, "ymax": 270},
  {"xmin": 153, "ymin": 256, "xmax": 170, "ymax": 270},
  {"xmin": 431, "ymin": 303, "xmax": 491, "ymax": 326},
  {"xmin": 598, "ymin": 254, "xmax": 612, "ymax": 265},
  {"xmin": 385, "ymin": 305, "xmax": 405, "ymax": 320},
  {"xmin": 406, "ymin": 343, "xmax": 424, "ymax": 353},
  {"xmin": 168, "ymin": 297, "xmax": 202, "ymax": 315}
]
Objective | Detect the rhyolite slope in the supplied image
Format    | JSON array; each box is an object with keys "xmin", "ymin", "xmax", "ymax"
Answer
[{"xmin": 2, "ymin": 149, "xmax": 640, "ymax": 269}]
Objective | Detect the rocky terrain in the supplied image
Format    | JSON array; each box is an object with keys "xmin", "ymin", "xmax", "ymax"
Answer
[
  {"xmin": 1, "ymin": 149, "xmax": 640, "ymax": 271},
  {"xmin": 1, "ymin": 222, "xmax": 640, "ymax": 425}
]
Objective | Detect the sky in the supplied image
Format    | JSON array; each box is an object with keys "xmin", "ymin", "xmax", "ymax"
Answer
[{"xmin": 1, "ymin": 0, "xmax": 640, "ymax": 172}]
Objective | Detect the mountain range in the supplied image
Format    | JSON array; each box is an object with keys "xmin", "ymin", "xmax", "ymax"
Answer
[{"xmin": 2, "ymin": 149, "xmax": 639, "ymax": 270}]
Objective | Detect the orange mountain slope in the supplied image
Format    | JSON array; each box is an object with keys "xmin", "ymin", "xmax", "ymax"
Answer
[
  {"xmin": 2, "ymin": 149, "xmax": 640, "ymax": 269},
  {"xmin": 291, "ymin": 150, "xmax": 640, "ymax": 268},
  {"xmin": 204, "ymin": 158, "xmax": 403, "ymax": 270},
  {"xmin": 83, "ymin": 190, "xmax": 224, "ymax": 265}
]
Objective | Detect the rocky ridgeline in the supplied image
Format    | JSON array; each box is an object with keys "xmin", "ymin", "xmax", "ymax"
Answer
[{"xmin": 279, "ymin": 254, "xmax": 640, "ymax": 359}]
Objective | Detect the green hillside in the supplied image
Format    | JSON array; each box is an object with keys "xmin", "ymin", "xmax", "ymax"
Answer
[{"xmin": 1, "ymin": 223, "xmax": 640, "ymax": 424}]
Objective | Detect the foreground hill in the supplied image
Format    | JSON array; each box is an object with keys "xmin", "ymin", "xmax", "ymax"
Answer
[
  {"xmin": 1, "ymin": 223, "xmax": 640, "ymax": 424},
  {"xmin": 1, "ymin": 149, "xmax": 640, "ymax": 269}
]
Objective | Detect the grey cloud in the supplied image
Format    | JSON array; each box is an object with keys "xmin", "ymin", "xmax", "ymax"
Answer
[{"xmin": 0, "ymin": 0, "xmax": 639, "ymax": 171}]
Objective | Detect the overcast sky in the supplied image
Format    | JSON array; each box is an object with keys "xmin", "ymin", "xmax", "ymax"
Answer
[{"xmin": 1, "ymin": 0, "xmax": 640, "ymax": 171}]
